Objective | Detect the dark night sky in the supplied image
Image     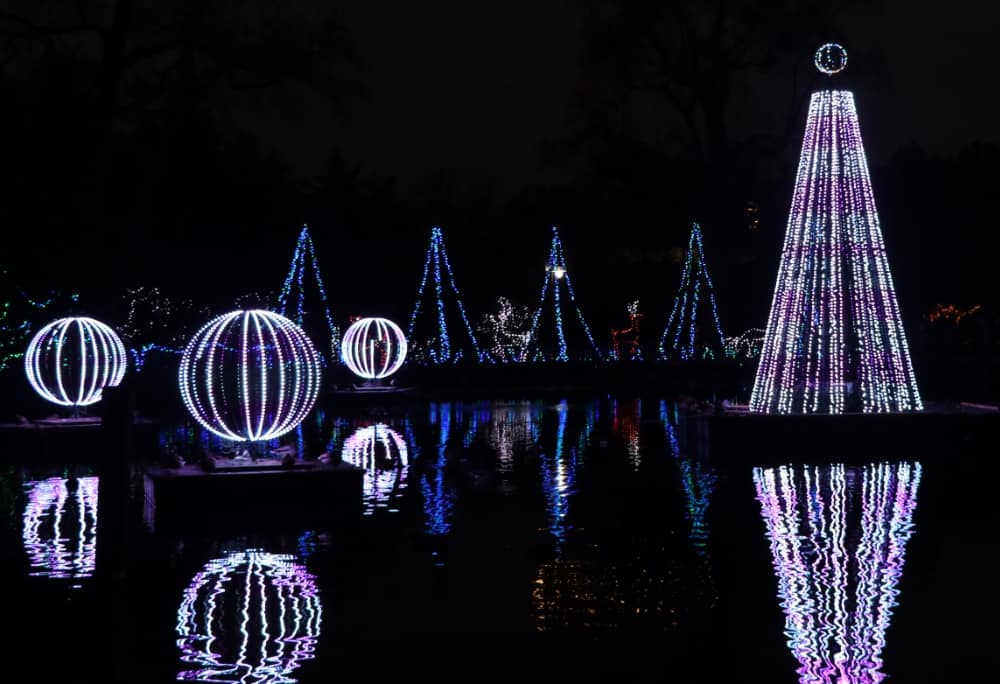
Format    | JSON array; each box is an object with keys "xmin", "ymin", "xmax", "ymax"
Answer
[
  {"xmin": 2, "ymin": 0, "xmax": 999, "ymax": 339},
  {"xmin": 252, "ymin": 0, "xmax": 999, "ymax": 185}
]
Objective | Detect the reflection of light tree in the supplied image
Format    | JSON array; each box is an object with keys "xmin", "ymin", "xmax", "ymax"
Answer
[
  {"xmin": 176, "ymin": 549, "xmax": 322, "ymax": 684},
  {"xmin": 660, "ymin": 401, "xmax": 715, "ymax": 557},
  {"xmin": 540, "ymin": 401, "xmax": 575, "ymax": 547},
  {"xmin": 611, "ymin": 398, "xmax": 641, "ymax": 470},
  {"xmin": 753, "ymin": 462, "xmax": 922, "ymax": 684},
  {"xmin": 422, "ymin": 403, "xmax": 455, "ymax": 535},
  {"xmin": 340, "ymin": 424, "xmax": 409, "ymax": 515},
  {"xmin": 22, "ymin": 476, "xmax": 99, "ymax": 579}
]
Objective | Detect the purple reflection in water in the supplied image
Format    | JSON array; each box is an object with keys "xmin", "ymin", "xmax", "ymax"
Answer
[
  {"xmin": 753, "ymin": 462, "xmax": 921, "ymax": 684},
  {"xmin": 22, "ymin": 476, "xmax": 99, "ymax": 580},
  {"xmin": 176, "ymin": 550, "xmax": 322, "ymax": 683}
]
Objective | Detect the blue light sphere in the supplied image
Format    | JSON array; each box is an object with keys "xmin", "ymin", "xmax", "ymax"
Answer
[
  {"xmin": 24, "ymin": 316, "xmax": 127, "ymax": 407},
  {"xmin": 178, "ymin": 310, "xmax": 322, "ymax": 442},
  {"xmin": 341, "ymin": 317, "xmax": 407, "ymax": 380}
]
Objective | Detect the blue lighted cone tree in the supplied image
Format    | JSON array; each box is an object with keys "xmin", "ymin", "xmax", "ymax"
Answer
[
  {"xmin": 751, "ymin": 45, "xmax": 922, "ymax": 414},
  {"xmin": 658, "ymin": 223, "xmax": 726, "ymax": 360},
  {"xmin": 408, "ymin": 226, "xmax": 487, "ymax": 364},
  {"xmin": 279, "ymin": 225, "xmax": 340, "ymax": 366},
  {"xmin": 524, "ymin": 227, "xmax": 601, "ymax": 362}
]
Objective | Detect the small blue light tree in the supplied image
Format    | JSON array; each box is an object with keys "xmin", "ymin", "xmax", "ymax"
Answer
[
  {"xmin": 524, "ymin": 227, "xmax": 601, "ymax": 362},
  {"xmin": 407, "ymin": 226, "xmax": 487, "ymax": 364},
  {"xmin": 658, "ymin": 223, "xmax": 725, "ymax": 360},
  {"xmin": 279, "ymin": 225, "xmax": 340, "ymax": 365}
]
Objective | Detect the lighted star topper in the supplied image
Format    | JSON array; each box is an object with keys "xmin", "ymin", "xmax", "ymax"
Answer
[{"xmin": 815, "ymin": 42, "xmax": 848, "ymax": 75}]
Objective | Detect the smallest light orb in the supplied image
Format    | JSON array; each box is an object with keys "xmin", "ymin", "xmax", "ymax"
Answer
[
  {"xmin": 341, "ymin": 317, "xmax": 408, "ymax": 380},
  {"xmin": 814, "ymin": 42, "xmax": 848, "ymax": 75}
]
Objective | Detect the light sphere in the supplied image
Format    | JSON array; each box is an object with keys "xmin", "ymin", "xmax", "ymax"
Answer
[
  {"xmin": 815, "ymin": 42, "xmax": 848, "ymax": 75},
  {"xmin": 341, "ymin": 317, "xmax": 407, "ymax": 380},
  {"xmin": 178, "ymin": 310, "xmax": 322, "ymax": 442},
  {"xmin": 24, "ymin": 316, "xmax": 127, "ymax": 407}
]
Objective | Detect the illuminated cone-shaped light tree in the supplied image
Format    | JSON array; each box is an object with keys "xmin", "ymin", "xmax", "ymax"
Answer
[
  {"xmin": 525, "ymin": 226, "xmax": 601, "ymax": 362},
  {"xmin": 658, "ymin": 223, "xmax": 726, "ymax": 360},
  {"xmin": 408, "ymin": 226, "xmax": 486, "ymax": 363},
  {"xmin": 279, "ymin": 224, "xmax": 340, "ymax": 365},
  {"xmin": 751, "ymin": 44, "xmax": 922, "ymax": 413}
]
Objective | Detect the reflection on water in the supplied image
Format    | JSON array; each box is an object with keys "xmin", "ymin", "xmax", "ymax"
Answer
[
  {"xmin": 611, "ymin": 398, "xmax": 641, "ymax": 470},
  {"xmin": 485, "ymin": 400, "xmax": 542, "ymax": 473},
  {"xmin": 423, "ymin": 402, "xmax": 455, "ymax": 535},
  {"xmin": 22, "ymin": 476, "xmax": 99, "ymax": 580},
  {"xmin": 661, "ymin": 401, "xmax": 716, "ymax": 557},
  {"xmin": 541, "ymin": 400, "xmax": 575, "ymax": 547},
  {"xmin": 176, "ymin": 550, "xmax": 322, "ymax": 683},
  {"xmin": 753, "ymin": 462, "xmax": 922, "ymax": 684},
  {"xmin": 340, "ymin": 424, "xmax": 409, "ymax": 514}
]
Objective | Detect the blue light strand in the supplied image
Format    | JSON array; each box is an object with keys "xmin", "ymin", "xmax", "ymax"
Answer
[
  {"xmin": 407, "ymin": 226, "xmax": 487, "ymax": 364},
  {"xmin": 129, "ymin": 343, "xmax": 182, "ymax": 371},
  {"xmin": 278, "ymin": 225, "xmax": 340, "ymax": 365},
  {"xmin": 525, "ymin": 227, "xmax": 601, "ymax": 362},
  {"xmin": 659, "ymin": 223, "xmax": 726, "ymax": 360}
]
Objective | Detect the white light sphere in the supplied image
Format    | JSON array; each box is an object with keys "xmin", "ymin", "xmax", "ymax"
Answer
[
  {"xmin": 177, "ymin": 550, "xmax": 322, "ymax": 683},
  {"xmin": 24, "ymin": 316, "xmax": 127, "ymax": 407},
  {"xmin": 341, "ymin": 317, "xmax": 407, "ymax": 380},
  {"xmin": 178, "ymin": 310, "xmax": 322, "ymax": 442}
]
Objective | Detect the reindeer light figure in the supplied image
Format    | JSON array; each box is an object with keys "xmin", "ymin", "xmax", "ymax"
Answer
[{"xmin": 611, "ymin": 300, "xmax": 644, "ymax": 361}]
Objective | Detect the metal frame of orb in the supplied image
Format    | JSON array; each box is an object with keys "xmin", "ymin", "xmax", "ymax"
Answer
[
  {"xmin": 341, "ymin": 317, "xmax": 407, "ymax": 380},
  {"xmin": 178, "ymin": 309, "xmax": 322, "ymax": 442},
  {"xmin": 24, "ymin": 316, "xmax": 127, "ymax": 407}
]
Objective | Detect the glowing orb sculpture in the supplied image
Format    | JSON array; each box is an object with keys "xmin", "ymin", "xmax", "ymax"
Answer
[
  {"xmin": 341, "ymin": 424, "xmax": 410, "ymax": 513},
  {"xmin": 24, "ymin": 317, "xmax": 127, "ymax": 407},
  {"xmin": 815, "ymin": 42, "xmax": 847, "ymax": 75},
  {"xmin": 341, "ymin": 317, "xmax": 407, "ymax": 380},
  {"xmin": 177, "ymin": 550, "xmax": 322, "ymax": 683},
  {"xmin": 178, "ymin": 310, "xmax": 322, "ymax": 442},
  {"xmin": 22, "ymin": 476, "xmax": 99, "ymax": 579}
]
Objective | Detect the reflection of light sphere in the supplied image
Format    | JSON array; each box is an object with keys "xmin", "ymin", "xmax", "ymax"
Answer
[
  {"xmin": 177, "ymin": 550, "xmax": 322, "ymax": 683},
  {"xmin": 178, "ymin": 310, "xmax": 322, "ymax": 442},
  {"xmin": 341, "ymin": 424, "xmax": 409, "ymax": 513},
  {"xmin": 341, "ymin": 317, "xmax": 407, "ymax": 380},
  {"xmin": 22, "ymin": 476, "xmax": 99, "ymax": 579},
  {"xmin": 24, "ymin": 317, "xmax": 127, "ymax": 406},
  {"xmin": 814, "ymin": 43, "xmax": 848, "ymax": 75}
]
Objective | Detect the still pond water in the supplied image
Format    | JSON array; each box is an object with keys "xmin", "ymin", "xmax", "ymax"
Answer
[{"xmin": 0, "ymin": 397, "xmax": 993, "ymax": 682}]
